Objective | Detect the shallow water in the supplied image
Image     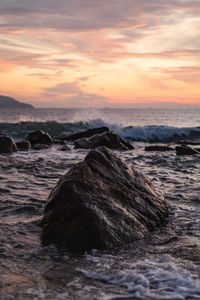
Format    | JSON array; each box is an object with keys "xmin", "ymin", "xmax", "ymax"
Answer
[
  {"xmin": 0, "ymin": 108, "xmax": 200, "ymax": 299},
  {"xmin": 0, "ymin": 143, "xmax": 200, "ymax": 300}
]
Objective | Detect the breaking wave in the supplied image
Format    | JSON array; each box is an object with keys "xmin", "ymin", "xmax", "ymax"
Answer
[{"xmin": 0, "ymin": 119, "xmax": 200, "ymax": 143}]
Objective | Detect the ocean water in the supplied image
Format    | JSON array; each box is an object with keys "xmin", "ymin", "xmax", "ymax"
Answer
[
  {"xmin": 0, "ymin": 107, "xmax": 200, "ymax": 143},
  {"xmin": 0, "ymin": 108, "xmax": 200, "ymax": 300}
]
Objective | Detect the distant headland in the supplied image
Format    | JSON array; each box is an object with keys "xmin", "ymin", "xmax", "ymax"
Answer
[{"xmin": 0, "ymin": 95, "xmax": 34, "ymax": 109}]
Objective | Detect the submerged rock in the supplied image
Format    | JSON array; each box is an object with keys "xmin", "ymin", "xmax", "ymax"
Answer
[
  {"xmin": 16, "ymin": 140, "xmax": 31, "ymax": 151},
  {"xmin": 0, "ymin": 134, "xmax": 17, "ymax": 153},
  {"xmin": 26, "ymin": 130, "xmax": 53, "ymax": 147},
  {"xmin": 74, "ymin": 131, "xmax": 134, "ymax": 150},
  {"xmin": 58, "ymin": 145, "xmax": 71, "ymax": 151},
  {"xmin": 58, "ymin": 127, "xmax": 109, "ymax": 141},
  {"xmin": 33, "ymin": 143, "xmax": 50, "ymax": 150},
  {"xmin": 175, "ymin": 146, "xmax": 200, "ymax": 155},
  {"xmin": 145, "ymin": 145, "xmax": 174, "ymax": 152},
  {"xmin": 41, "ymin": 146, "xmax": 168, "ymax": 252},
  {"xmin": 178, "ymin": 141, "xmax": 200, "ymax": 146}
]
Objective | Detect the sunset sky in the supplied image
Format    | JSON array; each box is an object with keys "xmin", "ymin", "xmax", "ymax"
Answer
[{"xmin": 0, "ymin": 0, "xmax": 200, "ymax": 107}]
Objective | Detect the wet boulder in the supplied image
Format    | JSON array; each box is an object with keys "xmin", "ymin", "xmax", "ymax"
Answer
[
  {"xmin": 0, "ymin": 134, "xmax": 17, "ymax": 153},
  {"xmin": 74, "ymin": 131, "xmax": 134, "ymax": 150},
  {"xmin": 175, "ymin": 145, "xmax": 200, "ymax": 155},
  {"xmin": 16, "ymin": 140, "xmax": 31, "ymax": 151},
  {"xmin": 145, "ymin": 145, "xmax": 174, "ymax": 152},
  {"xmin": 58, "ymin": 127, "xmax": 109, "ymax": 142},
  {"xmin": 41, "ymin": 146, "xmax": 168, "ymax": 252},
  {"xmin": 26, "ymin": 130, "xmax": 53, "ymax": 147}
]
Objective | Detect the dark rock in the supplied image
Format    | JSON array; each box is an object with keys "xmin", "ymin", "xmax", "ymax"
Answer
[
  {"xmin": 41, "ymin": 146, "xmax": 168, "ymax": 252},
  {"xmin": 58, "ymin": 127, "xmax": 109, "ymax": 141},
  {"xmin": 175, "ymin": 146, "xmax": 200, "ymax": 155},
  {"xmin": 33, "ymin": 143, "xmax": 50, "ymax": 150},
  {"xmin": 74, "ymin": 131, "xmax": 134, "ymax": 150},
  {"xmin": 16, "ymin": 140, "xmax": 31, "ymax": 151},
  {"xmin": 54, "ymin": 139, "xmax": 65, "ymax": 145},
  {"xmin": 145, "ymin": 145, "xmax": 174, "ymax": 152},
  {"xmin": 178, "ymin": 141, "xmax": 200, "ymax": 146},
  {"xmin": 58, "ymin": 145, "xmax": 71, "ymax": 151},
  {"xmin": 26, "ymin": 130, "xmax": 53, "ymax": 146},
  {"xmin": 0, "ymin": 134, "xmax": 17, "ymax": 153}
]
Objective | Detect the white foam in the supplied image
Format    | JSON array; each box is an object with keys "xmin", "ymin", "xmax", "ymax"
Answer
[
  {"xmin": 80, "ymin": 255, "xmax": 200, "ymax": 299},
  {"xmin": 120, "ymin": 125, "xmax": 200, "ymax": 142},
  {"xmin": 87, "ymin": 119, "xmax": 200, "ymax": 142}
]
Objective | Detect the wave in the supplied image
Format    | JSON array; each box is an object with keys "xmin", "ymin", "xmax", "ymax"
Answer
[
  {"xmin": 80, "ymin": 255, "xmax": 200, "ymax": 300},
  {"xmin": 0, "ymin": 119, "xmax": 200, "ymax": 143},
  {"xmin": 120, "ymin": 125, "xmax": 200, "ymax": 143}
]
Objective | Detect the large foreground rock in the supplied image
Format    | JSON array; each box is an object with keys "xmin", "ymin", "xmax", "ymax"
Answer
[
  {"xmin": 0, "ymin": 134, "xmax": 17, "ymax": 153},
  {"xmin": 74, "ymin": 131, "xmax": 134, "ymax": 150},
  {"xmin": 41, "ymin": 146, "xmax": 168, "ymax": 252}
]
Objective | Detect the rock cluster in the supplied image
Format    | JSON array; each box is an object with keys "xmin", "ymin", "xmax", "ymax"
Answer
[
  {"xmin": 1, "ymin": 127, "xmax": 200, "ymax": 155},
  {"xmin": 74, "ymin": 131, "xmax": 134, "ymax": 150},
  {"xmin": 59, "ymin": 126, "xmax": 109, "ymax": 141}
]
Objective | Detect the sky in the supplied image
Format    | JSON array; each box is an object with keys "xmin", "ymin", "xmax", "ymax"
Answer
[{"xmin": 0, "ymin": 0, "xmax": 200, "ymax": 108}]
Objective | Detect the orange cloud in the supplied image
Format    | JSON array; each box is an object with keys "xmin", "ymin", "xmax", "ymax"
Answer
[
  {"xmin": 0, "ymin": 0, "xmax": 200, "ymax": 107},
  {"xmin": 0, "ymin": 58, "xmax": 16, "ymax": 72}
]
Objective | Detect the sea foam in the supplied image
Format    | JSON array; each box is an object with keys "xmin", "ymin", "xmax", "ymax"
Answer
[{"xmin": 80, "ymin": 255, "xmax": 200, "ymax": 299}]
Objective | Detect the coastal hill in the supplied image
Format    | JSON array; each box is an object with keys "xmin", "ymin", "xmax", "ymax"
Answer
[{"xmin": 0, "ymin": 95, "xmax": 34, "ymax": 108}]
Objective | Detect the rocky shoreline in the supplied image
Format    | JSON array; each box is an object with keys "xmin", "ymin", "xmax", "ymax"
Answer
[
  {"xmin": 0, "ymin": 126, "xmax": 200, "ymax": 299},
  {"xmin": 0, "ymin": 126, "xmax": 199, "ymax": 254},
  {"xmin": 1, "ymin": 127, "xmax": 200, "ymax": 155}
]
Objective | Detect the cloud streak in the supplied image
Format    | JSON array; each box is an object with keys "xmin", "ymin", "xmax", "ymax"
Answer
[
  {"xmin": 1, "ymin": 0, "xmax": 200, "ymax": 32},
  {"xmin": 42, "ymin": 82, "xmax": 109, "ymax": 107},
  {"xmin": 0, "ymin": 0, "xmax": 199, "ymax": 106}
]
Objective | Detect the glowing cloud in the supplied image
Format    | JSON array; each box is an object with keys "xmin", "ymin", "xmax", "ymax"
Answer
[{"xmin": 0, "ymin": 0, "xmax": 199, "ymax": 107}]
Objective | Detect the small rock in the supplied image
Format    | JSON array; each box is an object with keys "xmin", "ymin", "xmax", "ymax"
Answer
[
  {"xmin": 178, "ymin": 141, "xmax": 200, "ymax": 146},
  {"xmin": 175, "ymin": 146, "xmax": 200, "ymax": 155},
  {"xmin": 33, "ymin": 143, "xmax": 50, "ymax": 150},
  {"xmin": 26, "ymin": 130, "xmax": 53, "ymax": 146},
  {"xmin": 58, "ymin": 145, "xmax": 71, "ymax": 151},
  {"xmin": 74, "ymin": 131, "xmax": 134, "ymax": 150},
  {"xmin": 0, "ymin": 134, "xmax": 17, "ymax": 153},
  {"xmin": 16, "ymin": 140, "xmax": 31, "ymax": 151},
  {"xmin": 145, "ymin": 145, "xmax": 174, "ymax": 152},
  {"xmin": 54, "ymin": 139, "xmax": 65, "ymax": 145}
]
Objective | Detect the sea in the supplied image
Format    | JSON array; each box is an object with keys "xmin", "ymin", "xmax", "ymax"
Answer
[{"xmin": 0, "ymin": 107, "xmax": 200, "ymax": 300}]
